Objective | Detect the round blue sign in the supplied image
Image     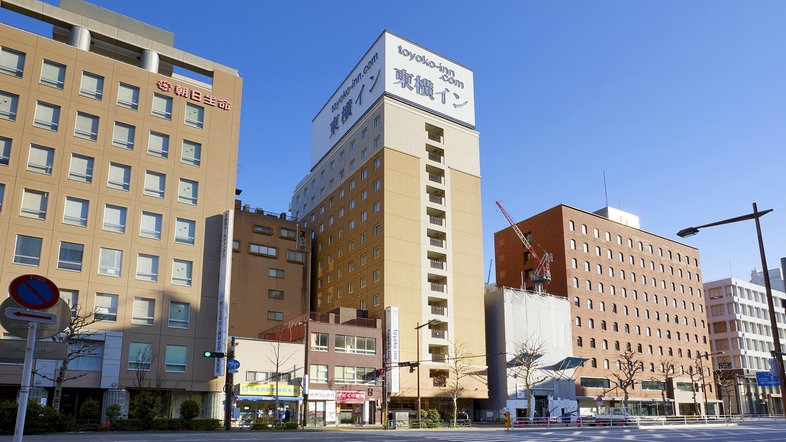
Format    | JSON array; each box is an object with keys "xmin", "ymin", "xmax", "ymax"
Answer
[
  {"xmin": 9, "ymin": 274, "xmax": 60, "ymax": 310},
  {"xmin": 227, "ymin": 359, "xmax": 240, "ymax": 370}
]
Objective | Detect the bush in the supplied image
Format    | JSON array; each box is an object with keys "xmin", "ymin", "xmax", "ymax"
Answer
[
  {"xmin": 79, "ymin": 398, "xmax": 101, "ymax": 421},
  {"xmin": 74, "ymin": 422, "xmax": 104, "ymax": 432},
  {"xmin": 0, "ymin": 400, "xmax": 74, "ymax": 435},
  {"xmin": 105, "ymin": 404, "xmax": 122, "ymax": 427},
  {"xmin": 114, "ymin": 419, "xmax": 143, "ymax": 431},
  {"xmin": 179, "ymin": 400, "xmax": 200, "ymax": 420},
  {"xmin": 129, "ymin": 392, "xmax": 161, "ymax": 430},
  {"xmin": 251, "ymin": 422, "xmax": 269, "ymax": 430},
  {"xmin": 188, "ymin": 418, "xmax": 221, "ymax": 431}
]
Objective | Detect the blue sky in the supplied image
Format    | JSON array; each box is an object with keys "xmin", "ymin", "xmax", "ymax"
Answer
[{"xmin": 6, "ymin": 1, "xmax": 785, "ymax": 283}]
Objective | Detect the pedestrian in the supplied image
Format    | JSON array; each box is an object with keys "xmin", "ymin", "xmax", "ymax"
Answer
[
  {"xmin": 504, "ymin": 410, "xmax": 511, "ymax": 431},
  {"xmin": 284, "ymin": 409, "xmax": 291, "ymax": 423}
]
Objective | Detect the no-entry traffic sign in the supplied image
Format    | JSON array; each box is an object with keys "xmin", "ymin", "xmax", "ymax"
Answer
[{"xmin": 8, "ymin": 275, "xmax": 60, "ymax": 310}]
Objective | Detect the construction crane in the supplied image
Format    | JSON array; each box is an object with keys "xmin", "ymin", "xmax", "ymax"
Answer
[{"xmin": 496, "ymin": 201, "xmax": 552, "ymax": 293}]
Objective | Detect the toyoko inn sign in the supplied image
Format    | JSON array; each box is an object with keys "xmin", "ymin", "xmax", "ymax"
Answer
[{"xmin": 311, "ymin": 31, "xmax": 475, "ymax": 166}]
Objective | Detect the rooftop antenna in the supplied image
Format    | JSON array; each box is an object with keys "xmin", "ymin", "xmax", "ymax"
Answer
[{"xmin": 603, "ymin": 170, "xmax": 609, "ymax": 207}]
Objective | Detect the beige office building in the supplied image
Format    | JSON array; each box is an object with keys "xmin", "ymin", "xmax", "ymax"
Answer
[
  {"xmin": 291, "ymin": 31, "xmax": 487, "ymax": 414},
  {"xmin": 0, "ymin": 0, "xmax": 241, "ymax": 419}
]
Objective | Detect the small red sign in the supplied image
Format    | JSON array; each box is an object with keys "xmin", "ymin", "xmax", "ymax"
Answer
[
  {"xmin": 8, "ymin": 275, "xmax": 60, "ymax": 310},
  {"xmin": 336, "ymin": 391, "xmax": 366, "ymax": 404}
]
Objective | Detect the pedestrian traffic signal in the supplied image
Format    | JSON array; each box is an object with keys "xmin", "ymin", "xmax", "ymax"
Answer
[{"xmin": 203, "ymin": 351, "xmax": 225, "ymax": 358}]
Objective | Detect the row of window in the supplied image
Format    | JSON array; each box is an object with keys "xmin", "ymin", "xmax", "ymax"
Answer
[
  {"xmin": 298, "ymin": 155, "xmax": 383, "ymax": 219},
  {"xmin": 310, "ymin": 365, "xmax": 376, "ymax": 384},
  {"xmin": 577, "ymin": 337, "xmax": 708, "ymax": 362},
  {"xmin": 129, "ymin": 342, "xmax": 189, "ymax": 373},
  {"xmin": 60, "ymin": 288, "xmax": 190, "ymax": 329},
  {"xmin": 13, "ymin": 234, "xmax": 193, "ymax": 284},
  {"xmin": 233, "ymin": 241, "xmax": 305, "ymax": 263},
  {"xmin": 572, "ymin": 277, "xmax": 700, "ymax": 297},
  {"xmin": 575, "ymin": 315, "xmax": 706, "ymax": 337},
  {"xmin": 575, "ymin": 295, "xmax": 703, "ymax": 313},
  {"xmin": 309, "ymin": 332, "xmax": 377, "ymax": 355},
  {"xmin": 570, "ymin": 254, "xmax": 699, "ymax": 282},
  {"xmin": 568, "ymin": 220, "xmax": 697, "ymax": 266},
  {"xmin": 251, "ymin": 224, "xmax": 297, "ymax": 239}
]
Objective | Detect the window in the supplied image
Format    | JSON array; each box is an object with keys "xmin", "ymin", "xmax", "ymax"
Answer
[
  {"xmin": 147, "ymin": 131, "xmax": 169, "ymax": 158},
  {"xmin": 267, "ymin": 311, "xmax": 284, "ymax": 321},
  {"xmin": 0, "ymin": 183, "xmax": 5, "ymax": 211},
  {"xmin": 152, "ymin": 93, "xmax": 172, "ymax": 119},
  {"xmin": 40, "ymin": 60, "xmax": 65, "ymax": 89},
  {"xmin": 20, "ymin": 188, "xmax": 48, "ymax": 220},
  {"xmin": 175, "ymin": 218, "xmax": 196, "ymax": 245},
  {"xmin": 112, "ymin": 122, "xmax": 135, "ymax": 149},
  {"xmin": 103, "ymin": 204, "xmax": 127, "ymax": 233},
  {"xmin": 172, "ymin": 259, "xmax": 193, "ymax": 286},
  {"xmin": 27, "ymin": 145, "xmax": 54, "ymax": 175},
  {"xmin": 287, "ymin": 250, "xmax": 306, "ymax": 263},
  {"xmin": 98, "ymin": 248, "xmax": 123, "ymax": 277},
  {"xmin": 268, "ymin": 289, "xmax": 284, "ymax": 300},
  {"xmin": 57, "ymin": 242, "xmax": 84, "ymax": 271},
  {"xmin": 117, "ymin": 83, "xmax": 139, "ymax": 110},
  {"xmin": 361, "ymin": 148, "xmax": 368, "ymax": 160},
  {"xmin": 79, "ymin": 72, "xmax": 103, "ymax": 99},
  {"xmin": 184, "ymin": 102, "xmax": 204, "ymax": 128},
  {"xmin": 311, "ymin": 332, "xmax": 328, "ymax": 351},
  {"xmin": 132, "ymin": 297, "xmax": 155, "ymax": 326},
  {"xmin": 165, "ymin": 345, "xmax": 187, "ymax": 373},
  {"xmin": 373, "ymin": 247, "xmax": 381, "ymax": 259},
  {"xmin": 374, "ymin": 157, "xmax": 381, "ymax": 168},
  {"xmin": 63, "ymin": 196, "xmax": 88, "ymax": 226},
  {"xmin": 144, "ymin": 171, "xmax": 166, "ymax": 198},
  {"xmin": 128, "ymin": 342, "xmax": 152, "ymax": 371},
  {"xmin": 140, "ymin": 211, "xmax": 163, "ymax": 239},
  {"xmin": 362, "ymin": 128, "xmax": 368, "ymax": 138},
  {"xmin": 0, "ymin": 91, "xmax": 19, "ymax": 121},
  {"xmin": 33, "ymin": 101, "xmax": 60, "ymax": 130},
  {"xmin": 136, "ymin": 254, "xmax": 159, "ymax": 282},
  {"xmin": 181, "ymin": 140, "xmax": 201, "ymax": 166},
  {"xmin": 68, "ymin": 154, "xmax": 93, "ymax": 183},
  {"xmin": 168, "ymin": 302, "xmax": 190, "ymax": 329},
  {"xmin": 373, "ymin": 224, "xmax": 381, "ymax": 235},
  {"xmin": 74, "ymin": 112, "xmax": 99, "ymax": 141},
  {"xmin": 374, "ymin": 137, "xmax": 381, "ymax": 148},
  {"xmin": 0, "ymin": 47, "xmax": 25, "ymax": 77},
  {"xmin": 107, "ymin": 162, "xmax": 131, "ymax": 191},
  {"xmin": 250, "ymin": 244, "xmax": 277, "ymax": 257},
  {"xmin": 0, "ymin": 136, "xmax": 10, "ymax": 166},
  {"xmin": 310, "ymin": 364, "xmax": 328, "ymax": 383},
  {"xmin": 95, "ymin": 293, "xmax": 118, "ymax": 321},
  {"xmin": 177, "ymin": 179, "xmax": 198, "ymax": 205},
  {"xmin": 335, "ymin": 335, "xmax": 376, "ymax": 355},
  {"xmin": 269, "ymin": 268, "xmax": 285, "ymax": 278}
]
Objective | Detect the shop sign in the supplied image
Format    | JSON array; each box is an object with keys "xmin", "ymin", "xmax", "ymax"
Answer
[
  {"xmin": 156, "ymin": 80, "xmax": 232, "ymax": 110},
  {"xmin": 336, "ymin": 391, "xmax": 365, "ymax": 404},
  {"xmin": 239, "ymin": 383, "xmax": 300, "ymax": 397},
  {"xmin": 309, "ymin": 389, "xmax": 336, "ymax": 401}
]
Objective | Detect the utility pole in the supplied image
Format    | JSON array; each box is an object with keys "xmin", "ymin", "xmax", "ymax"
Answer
[{"xmin": 224, "ymin": 337, "xmax": 235, "ymax": 431}]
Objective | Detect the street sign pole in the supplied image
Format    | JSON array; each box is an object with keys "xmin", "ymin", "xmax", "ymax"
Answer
[{"xmin": 13, "ymin": 321, "xmax": 38, "ymax": 442}]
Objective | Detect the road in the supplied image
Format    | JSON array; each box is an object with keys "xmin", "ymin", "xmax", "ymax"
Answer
[{"xmin": 3, "ymin": 422, "xmax": 786, "ymax": 441}]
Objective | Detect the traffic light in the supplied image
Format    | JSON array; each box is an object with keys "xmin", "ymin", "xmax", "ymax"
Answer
[
  {"xmin": 376, "ymin": 368, "xmax": 385, "ymax": 377},
  {"xmin": 398, "ymin": 361, "xmax": 411, "ymax": 367},
  {"xmin": 203, "ymin": 351, "xmax": 226, "ymax": 358}
]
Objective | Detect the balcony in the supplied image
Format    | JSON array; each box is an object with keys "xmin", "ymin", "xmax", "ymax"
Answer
[
  {"xmin": 431, "ymin": 353, "xmax": 446, "ymax": 363},
  {"xmin": 430, "ymin": 259, "xmax": 445, "ymax": 270},
  {"xmin": 428, "ymin": 173, "xmax": 444, "ymax": 184},
  {"xmin": 428, "ymin": 194, "xmax": 444, "ymax": 205},
  {"xmin": 430, "ymin": 305, "xmax": 446, "ymax": 316},
  {"xmin": 431, "ymin": 282, "xmax": 445, "ymax": 293},
  {"xmin": 428, "ymin": 151, "xmax": 443, "ymax": 163},
  {"xmin": 429, "ymin": 216, "xmax": 444, "ymax": 226},
  {"xmin": 431, "ymin": 329, "xmax": 447, "ymax": 339}
]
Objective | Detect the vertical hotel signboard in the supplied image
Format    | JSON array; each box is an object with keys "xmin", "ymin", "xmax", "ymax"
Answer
[
  {"xmin": 215, "ymin": 210, "xmax": 234, "ymax": 376},
  {"xmin": 386, "ymin": 306, "xmax": 400, "ymax": 393}
]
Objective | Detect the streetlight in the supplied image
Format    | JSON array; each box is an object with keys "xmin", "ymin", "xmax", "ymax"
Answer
[
  {"xmin": 678, "ymin": 202, "xmax": 786, "ymax": 419},
  {"xmin": 697, "ymin": 351, "xmax": 724, "ymax": 417},
  {"xmin": 415, "ymin": 319, "xmax": 440, "ymax": 428}
]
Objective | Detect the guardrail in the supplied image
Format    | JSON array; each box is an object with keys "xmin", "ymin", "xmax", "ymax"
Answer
[{"xmin": 387, "ymin": 419, "xmax": 471, "ymax": 429}]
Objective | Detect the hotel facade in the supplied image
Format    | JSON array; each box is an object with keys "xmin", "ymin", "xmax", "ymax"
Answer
[
  {"xmin": 0, "ymin": 0, "xmax": 241, "ymax": 419},
  {"xmin": 291, "ymin": 31, "xmax": 487, "ymax": 415}
]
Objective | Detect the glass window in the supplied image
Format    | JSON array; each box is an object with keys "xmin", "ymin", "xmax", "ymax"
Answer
[
  {"xmin": 112, "ymin": 122, "xmax": 135, "ymax": 150},
  {"xmin": 79, "ymin": 72, "xmax": 104, "ymax": 100},
  {"xmin": 250, "ymin": 244, "xmax": 277, "ymax": 257},
  {"xmin": 151, "ymin": 93, "xmax": 172, "ymax": 119},
  {"xmin": 57, "ymin": 241, "xmax": 84, "ymax": 271},
  {"xmin": 117, "ymin": 83, "xmax": 139, "ymax": 110},
  {"xmin": 172, "ymin": 259, "xmax": 193, "ymax": 286},
  {"xmin": 68, "ymin": 154, "xmax": 93, "ymax": 183},
  {"xmin": 59, "ymin": 289, "xmax": 78, "ymax": 317},
  {"xmin": 0, "ymin": 136, "xmax": 10, "ymax": 166},
  {"xmin": 98, "ymin": 248, "xmax": 123, "ymax": 277},
  {"xmin": 95, "ymin": 293, "xmax": 118, "ymax": 322},
  {"xmin": 74, "ymin": 111, "xmax": 100, "ymax": 140},
  {"xmin": 181, "ymin": 140, "xmax": 201, "ymax": 166},
  {"xmin": 20, "ymin": 188, "xmax": 48, "ymax": 220},
  {"xmin": 140, "ymin": 211, "xmax": 163, "ymax": 239},
  {"xmin": 0, "ymin": 90, "xmax": 19, "ymax": 121},
  {"xmin": 184, "ymin": 103, "xmax": 204, "ymax": 128},
  {"xmin": 0, "ymin": 47, "xmax": 25, "ymax": 77},
  {"xmin": 107, "ymin": 162, "xmax": 131, "ymax": 191},
  {"xmin": 165, "ymin": 345, "xmax": 187, "ymax": 372},
  {"xmin": 267, "ymin": 311, "xmax": 284, "ymax": 321},
  {"xmin": 287, "ymin": 250, "xmax": 305, "ymax": 262},
  {"xmin": 136, "ymin": 254, "xmax": 158, "ymax": 282},
  {"xmin": 102, "ymin": 204, "xmax": 127, "ymax": 233},
  {"xmin": 143, "ymin": 171, "xmax": 166, "ymax": 198},
  {"xmin": 128, "ymin": 342, "xmax": 152, "ymax": 370},
  {"xmin": 67, "ymin": 343, "xmax": 102, "ymax": 371},
  {"xmin": 269, "ymin": 268, "xmax": 285, "ymax": 278},
  {"xmin": 33, "ymin": 101, "xmax": 60, "ymax": 131},
  {"xmin": 268, "ymin": 289, "xmax": 284, "ymax": 300},
  {"xmin": 0, "ymin": 183, "xmax": 5, "ymax": 211},
  {"xmin": 168, "ymin": 301, "xmax": 190, "ymax": 329},
  {"xmin": 27, "ymin": 144, "xmax": 54, "ymax": 175},
  {"xmin": 63, "ymin": 196, "xmax": 88, "ymax": 227},
  {"xmin": 132, "ymin": 297, "xmax": 155, "ymax": 326},
  {"xmin": 147, "ymin": 131, "xmax": 169, "ymax": 158},
  {"xmin": 175, "ymin": 218, "xmax": 195, "ymax": 245},
  {"xmin": 310, "ymin": 364, "xmax": 328, "ymax": 383},
  {"xmin": 40, "ymin": 60, "xmax": 65, "ymax": 89},
  {"xmin": 14, "ymin": 235, "xmax": 42, "ymax": 265},
  {"xmin": 177, "ymin": 179, "xmax": 198, "ymax": 205}
]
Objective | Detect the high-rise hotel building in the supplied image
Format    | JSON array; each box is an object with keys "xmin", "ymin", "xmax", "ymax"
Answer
[
  {"xmin": 0, "ymin": 0, "xmax": 241, "ymax": 418},
  {"xmin": 291, "ymin": 31, "xmax": 487, "ymax": 411}
]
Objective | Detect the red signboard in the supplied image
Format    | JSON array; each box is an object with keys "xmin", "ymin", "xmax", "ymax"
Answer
[{"xmin": 335, "ymin": 391, "xmax": 366, "ymax": 404}]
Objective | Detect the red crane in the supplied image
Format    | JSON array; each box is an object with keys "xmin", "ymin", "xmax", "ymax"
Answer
[{"xmin": 496, "ymin": 201, "xmax": 552, "ymax": 293}]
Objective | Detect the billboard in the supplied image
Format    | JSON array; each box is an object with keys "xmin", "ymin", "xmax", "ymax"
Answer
[
  {"xmin": 311, "ymin": 31, "xmax": 474, "ymax": 166},
  {"xmin": 214, "ymin": 210, "xmax": 234, "ymax": 376},
  {"xmin": 386, "ymin": 306, "xmax": 400, "ymax": 393}
]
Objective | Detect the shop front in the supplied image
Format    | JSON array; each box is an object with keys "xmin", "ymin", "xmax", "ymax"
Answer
[
  {"xmin": 336, "ymin": 390, "xmax": 366, "ymax": 424},
  {"xmin": 234, "ymin": 383, "xmax": 302, "ymax": 426},
  {"xmin": 307, "ymin": 389, "xmax": 336, "ymax": 426}
]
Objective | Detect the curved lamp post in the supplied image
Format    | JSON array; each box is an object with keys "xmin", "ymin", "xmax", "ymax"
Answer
[{"xmin": 678, "ymin": 202, "xmax": 785, "ymax": 419}]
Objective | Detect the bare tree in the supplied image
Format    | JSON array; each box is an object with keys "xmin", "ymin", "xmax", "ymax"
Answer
[
  {"xmin": 714, "ymin": 368, "xmax": 736, "ymax": 415},
  {"xmin": 610, "ymin": 348, "xmax": 644, "ymax": 408},
  {"xmin": 440, "ymin": 339, "xmax": 477, "ymax": 426},
  {"xmin": 649, "ymin": 358, "xmax": 675, "ymax": 415},
  {"xmin": 508, "ymin": 337, "xmax": 548, "ymax": 419},
  {"xmin": 34, "ymin": 306, "xmax": 101, "ymax": 411},
  {"xmin": 266, "ymin": 324, "xmax": 297, "ymax": 423}
]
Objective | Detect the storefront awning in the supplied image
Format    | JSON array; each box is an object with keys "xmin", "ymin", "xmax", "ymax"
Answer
[{"xmin": 236, "ymin": 396, "xmax": 303, "ymax": 402}]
